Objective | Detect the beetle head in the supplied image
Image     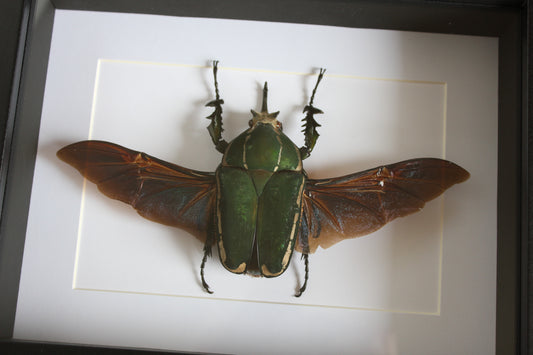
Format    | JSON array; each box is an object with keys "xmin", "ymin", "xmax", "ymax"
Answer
[{"xmin": 249, "ymin": 82, "xmax": 282, "ymax": 131}]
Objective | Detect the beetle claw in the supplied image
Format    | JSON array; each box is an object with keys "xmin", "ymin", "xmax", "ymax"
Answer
[
  {"xmin": 202, "ymin": 279, "xmax": 214, "ymax": 294},
  {"xmin": 295, "ymin": 284, "xmax": 306, "ymax": 298},
  {"xmin": 294, "ymin": 253, "xmax": 309, "ymax": 297},
  {"xmin": 200, "ymin": 244, "xmax": 214, "ymax": 294}
]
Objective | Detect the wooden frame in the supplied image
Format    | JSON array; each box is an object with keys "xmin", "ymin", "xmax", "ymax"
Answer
[{"xmin": 0, "ymin": 0, "xmax": 527, "ymax": 353}]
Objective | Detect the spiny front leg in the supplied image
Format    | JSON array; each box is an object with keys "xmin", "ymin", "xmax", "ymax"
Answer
[
  {"xmin": 205, "ymin": 60, "xmax": 228, "ymax": 153},
  {"xmin": 299, "ymin": 68, "xmax": 326, "ymax": 160}
]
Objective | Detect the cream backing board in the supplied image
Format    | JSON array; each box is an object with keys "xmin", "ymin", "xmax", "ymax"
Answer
[{"xmin": 15, "ymin": 9, "xmax": 497, "ymax": 355}]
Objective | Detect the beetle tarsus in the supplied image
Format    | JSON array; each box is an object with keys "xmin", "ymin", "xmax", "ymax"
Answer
[
  {"xmin": 201, "ymin": 244, "xmax": 214, "ymax": 294},
  {"xmin": 300, "ymin": 68, "xmax": 326, "ymax": 160},
  {"xmin": 309, "ymin": 68, "xmax": 326, "ymax": 106},
  {"xmin": 295, "ymin": 253, "xmax": 309, "ymax": 297},
  {"xmin": 206, "ymin": 60, "xmax": 229, "ymax": 154}
]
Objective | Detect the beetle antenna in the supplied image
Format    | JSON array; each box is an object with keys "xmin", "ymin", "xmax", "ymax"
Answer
[
  {"xmin": 200, "ymin": 244, "xmax": 213, "ymax": 294},
  {"xmin": 295, "ymin": 253, "xmax": 309, "ymax": 297},
  {"xmin": 261, "ymin": 82, "xmax": 268, "ymax": 112}
]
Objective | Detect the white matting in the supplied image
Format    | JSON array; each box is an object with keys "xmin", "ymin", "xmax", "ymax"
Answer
[{"xmin": 15, "ymin": 10, "xmax": 497, "ymax": 355}]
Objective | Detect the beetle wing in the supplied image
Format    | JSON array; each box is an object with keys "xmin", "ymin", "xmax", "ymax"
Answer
[
  {"xmin": 297, "ymin": 158, "xmax": 470, "ymax": 253},
  {"xmin": 57, "ymin": 140, "xmax": 216, "ymax": 243}
]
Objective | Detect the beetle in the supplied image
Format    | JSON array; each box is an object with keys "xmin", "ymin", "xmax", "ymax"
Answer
[{"xmin": 57, "ymin": 61, "xmax": 470, "ymax": 296}]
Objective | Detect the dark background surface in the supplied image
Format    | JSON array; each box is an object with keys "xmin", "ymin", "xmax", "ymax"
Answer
[
  {"xmin": 0, "ymin": 0, "xmax": 528, "ymax": 354},
  {"xmin": 0, "ymin": 1, "xmax": 24, "ymax": 163}
]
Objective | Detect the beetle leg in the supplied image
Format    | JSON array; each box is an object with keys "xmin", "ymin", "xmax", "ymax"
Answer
[
  {"xmin": 205, "ymin": 60, "xmax": 229, "ymax": 154},
  {"xmin": 295, "ymin": 253, "xmax": 309, "ymax": 297},
  {"xmin": 200, "ymin": 243, "xmax": 214, "ymax": 294},
  {"xmin": 299, "ymin": 68, "xmax": 326, "ymax": 160}
]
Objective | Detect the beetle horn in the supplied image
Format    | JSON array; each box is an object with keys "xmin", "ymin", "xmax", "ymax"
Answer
[
  {"xmin": 261, "ymin": 82, "xmax": 268, "ymax": 113},
  {"xmin": 250, "ymin": 82, "xmax": 279, "ymax": 120}
]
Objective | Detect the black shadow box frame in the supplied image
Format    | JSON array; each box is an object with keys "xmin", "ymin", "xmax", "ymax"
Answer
[{"xmin": 0, "ymin": 0, "xmax": 528, "ymax": 354}]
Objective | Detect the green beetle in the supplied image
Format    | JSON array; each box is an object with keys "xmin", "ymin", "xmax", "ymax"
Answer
[
  {"xmin": 215, "ymin": 102, "xmax": 305, "ymax": 279},
  {"xmin": 211, "ymin": 63, "xmax": 318, "ymax": 287},
  {"xmin": 58, "ymin": 61, "xmax": 469, "ymax": 296}
]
